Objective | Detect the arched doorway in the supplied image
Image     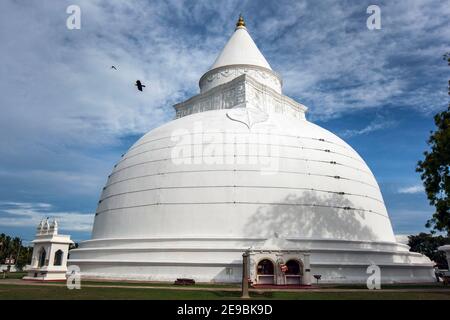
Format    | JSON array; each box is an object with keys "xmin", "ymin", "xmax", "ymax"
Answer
[
  {"xmin": 54, "ymin": 250, "xmax": 63, "ymax": 266},
  {"xmin": 256, "ymin": 259, "xmax": 275, "ymax": 284},
  {"xmin": 285, "ymin": 259, "xmax": 302, "ymax": 285},
  {"xmin": 38, "ymin": 248, "xmax": 46, "ymax": 267}
]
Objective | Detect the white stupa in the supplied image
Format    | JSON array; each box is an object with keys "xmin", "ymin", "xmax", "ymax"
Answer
[{"xmin": 69, "ymin": 16, "xmax": 434, "ymax": 284}]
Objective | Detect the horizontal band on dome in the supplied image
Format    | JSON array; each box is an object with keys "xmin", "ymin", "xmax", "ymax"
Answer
[
  {"xmin": 99, "ymin": 185, "xmax": 384, "ymax": 205},
  {"xmin": 71, "ymin": 235, "xmax": 409, "ymax": 247},
  {"xmin": 110, "ymin": 153, "xmax": 372, "ymax": 176},
  {"xmin": 95, "ymin": 201, "xmax": 389, "ymax": 219},
  {"xmin": 67, "ymin": 259, "xmax": 433, "ymax": 268},
  {"xmin": 108, "ymin": 154, "xmax": 373, "ymax": 183},
  {"xmin": 118, "ymin": 141, "xmax": 366, "ymax": 169},
  {"xmin": 68, "ymin": 259, "xmax": 242, "ymax": 267},
  {"xmin": 128, "ymin": 132, "xmax": 350, "ymax": 154},
  {"xmin": 104, "ymin": 168, "xmax": 380, "ymax": 191},
  {"xmin": 68, "ymin": 246, "xmax": 426, "ymax": 259},
  {"xmin": 69, "ymin": 246, "xmax": 415, "ymax": 256}
]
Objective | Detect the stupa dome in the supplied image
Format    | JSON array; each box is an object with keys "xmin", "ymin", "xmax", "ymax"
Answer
[{"xmin": 91, "ymin": 110, "xmax": 395, "ymax": 243}]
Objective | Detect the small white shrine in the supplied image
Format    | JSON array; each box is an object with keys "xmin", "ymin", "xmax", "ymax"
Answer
[{"xmin": 23, "ymin": 218, "xmax": 73, "ymax": 281}]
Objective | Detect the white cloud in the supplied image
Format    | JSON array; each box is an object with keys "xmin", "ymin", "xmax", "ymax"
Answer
[
  {"xmin": 0, "ymin": 1, "xmax": 208, "ymax": 151},
  {"xmin": 398, "ymin": 185, "xmax": 425, "ymax": 194},
  {"xmin": 340, "ymin": 116, "xmax": 397, "ymax": 138},
  {"xmin": 0, "ymin": 201, "xmax": 94, "ymax": 232},
  {"xmin": 269, "ymin": 1, "xmax": 449, "ymax": 120}
]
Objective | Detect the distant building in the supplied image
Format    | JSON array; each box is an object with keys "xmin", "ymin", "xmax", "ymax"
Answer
[{"xmin": 69, "ymin": 16, "xmax": 434, "ymax": 284}]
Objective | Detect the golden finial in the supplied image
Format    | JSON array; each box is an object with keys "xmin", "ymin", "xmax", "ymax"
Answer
[{"xmin": 236, "ymin": 14, "xmax": 246, "ymax": 28}]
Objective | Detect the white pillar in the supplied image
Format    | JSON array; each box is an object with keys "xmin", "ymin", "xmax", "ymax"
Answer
[
  {"xmin": 275, "ymin": 253, "xmax": 285, "ymax": 285},
  {"xmin": 303, "ymin": 253, "xmax": 311, "ymax": 285},
  {"xmin": 249, "ymin": 252, "xmax": 257, "ymax": 284}
]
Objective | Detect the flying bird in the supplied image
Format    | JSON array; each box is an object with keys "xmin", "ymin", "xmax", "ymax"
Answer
[
  {"xmin": 111, "ymin": 66, "xmax": 117, "ymax": 70},
  {"xmin": 135, "ymin": 80, "xmax": 146, "ymax": 91}
]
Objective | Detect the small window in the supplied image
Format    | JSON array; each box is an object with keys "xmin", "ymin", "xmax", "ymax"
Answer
[
  {"xmin": 54, "ymin": 250, "xmax": 63, "ymax": 266},
  {"xmin": 38, "ymin": 248, "xmax": 46, "ymax": 267},
  {"xmin": 285, "ymin": 260, "xmax": 302, "ymax": 275},
  {"xmin": 257, "ymin": 259, "xmax": 274, "ymax": 275}
]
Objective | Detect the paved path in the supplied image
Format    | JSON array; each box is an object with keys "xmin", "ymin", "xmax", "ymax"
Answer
[{"xmin": 1, "ymin": 279, "xmax": 449, "ymax": 293}]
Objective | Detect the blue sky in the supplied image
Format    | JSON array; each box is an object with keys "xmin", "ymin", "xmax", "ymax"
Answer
[{"xmin": 0, "ymin": 0, "xmax": 448, "ymax": 243}]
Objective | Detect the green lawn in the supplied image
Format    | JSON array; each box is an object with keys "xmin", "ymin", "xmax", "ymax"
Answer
[
  {"xmin": 1, "ymin": 272, "xmax": 27, "ymax": 280},
  {"xmin": 323, "ymin": 283, "xmax": 450, "ymax": 290},
  {"xmin": 80, "ymin": 280, "xmax": 239, "ymax": 289},
  {"xmin": 1, "ymin": 273, "xmax": 449, "ymax": 300},
  {"xmin": 4, "ymin": 274, "xmax": 445, "ymax": 290},
  {"xmin": 0, "ymin": 273, "xmax": 239, "ymax": 288},
  {"xmin": 1, "ymin": 284, "xmax": 450, "ymax": 300}
]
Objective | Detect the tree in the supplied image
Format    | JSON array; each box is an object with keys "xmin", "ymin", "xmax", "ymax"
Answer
[
  {"xmin": 416, "ymin": 53, "xmax": 450, "ymax": 234},
  {"xmin": 0, "ymin": 234, "xmax": 12, "ymax": 262},
  {"xmin": 15, "ymin": 246, "xmax": 33, "ymax": 271},
  {"xmin": 0, "ymin": 233, "xmax": 33, "ymax": 270},
  {"xmin": 408, "ymin": 233, "xmax": 450, "ymax": 269}
]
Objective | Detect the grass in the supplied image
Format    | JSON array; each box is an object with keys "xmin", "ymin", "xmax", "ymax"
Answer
[
  {"xmin": 80, "ymin": 280, "xmax": 239, "ymax": 289},
  {"xmin": 0, "ymin": 284, "xmax": 239, "ymax": 300},
  {"xmin": 2, "ymin": 273, "xmax": 447, "ymax": 290},
  {"xmin": 1, "ymin": 283, "xmax": 450, "ymax": 300},
  {"xmin": 321, "ymin": 283, "xmax": 449, "ymax": 290},
  {"xmin": 1, "ymin": 272, "xmax": 27, "ymax": 280},
  {"xmin": 0, "ymin": 273, "xmax": 239, "ymax": 288},
  {"xmin": 2, "ymin": 273, "xmax": 449, "ymax": 300}
]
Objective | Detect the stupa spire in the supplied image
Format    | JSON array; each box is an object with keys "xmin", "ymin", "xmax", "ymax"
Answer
[
  {"xmin": 236, "ymin": 14, "xmax": 246, "ymax": 29},
  {"xmin": 209, "ymin": 15, "xmax": 272, "ymax": 71}
]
